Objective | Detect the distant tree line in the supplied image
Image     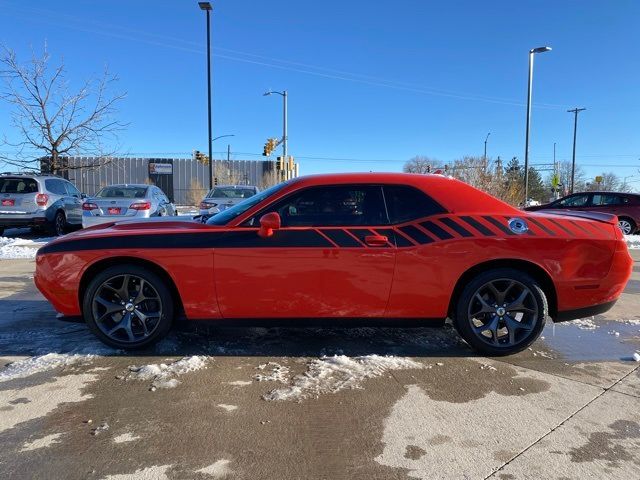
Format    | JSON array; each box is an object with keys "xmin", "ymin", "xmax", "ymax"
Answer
[{"xmin": 403, "ymin": 155, "xmax": 632, "ymax": 206}]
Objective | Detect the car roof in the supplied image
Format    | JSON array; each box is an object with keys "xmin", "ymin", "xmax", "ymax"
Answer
[
  {"xmin": 210, "ymin": 185, "xmax": 258, "ymax": 189},
  {"xmin": 101, "ymin": 184, "xmax": 150, "ymax": 189},
  {"xmin": 271, "ymin": 172, "xmax": 519, "ymax": 215},
  {"xmin": 566, "ymin": 191, "xmax": 639, "ymax": 197}
]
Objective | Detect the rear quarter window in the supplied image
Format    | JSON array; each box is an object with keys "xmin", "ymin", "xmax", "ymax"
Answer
[
  {"xmin": 0, "ymin": 177, "xmax": 38, "ymax": 194},
  {"xmin": 383, "ymin": 185, "xmax": 446, "ymax": 223}
]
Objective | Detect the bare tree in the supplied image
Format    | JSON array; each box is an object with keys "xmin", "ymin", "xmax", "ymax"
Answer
[
  {"xmin": 403, "ymin": 155, "xmax": 442, "ymax": 174},
  {"xmin": 0, "ymin": 45, "xmax": 126, "ymax": 173}
]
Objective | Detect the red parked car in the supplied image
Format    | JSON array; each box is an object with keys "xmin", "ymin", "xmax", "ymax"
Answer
[
  {"xmin": 34, "ymin": 173, "xmax": 632, "ymax": 355},
  {"xmin": 525, "ymin": 191, "xmax": 640, "ymax": 235}
]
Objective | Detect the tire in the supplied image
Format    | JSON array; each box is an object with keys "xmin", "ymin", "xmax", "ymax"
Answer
[
  {"xmin": 48, "ymin": 210, "xmax": 67, "ymax": 236},
  {"xmin": 453, "ymin": 268, "xmax": 547, "ymax": 356},
  {"xmin": 82, "ymin": 264, "xmax": 174, "ymax": 349},
  {"xmin": 618, "ymin": 217, "xmax": 635, "ymax": 235}
]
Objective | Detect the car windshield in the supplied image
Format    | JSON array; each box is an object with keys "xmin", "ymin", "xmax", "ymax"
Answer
[
  {"xmin": 206, "ymin": 182, "xmax": 288, "ymax": 225},
  {"xmin": 95, "ymin": 186, "xmax": 148, "ymax": 199},
  {"xmin": 207, "ymin": 187, "xmax": 256, "ymax": 199}
]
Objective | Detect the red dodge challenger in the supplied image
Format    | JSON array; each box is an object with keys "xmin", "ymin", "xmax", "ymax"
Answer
[{"xmin": 34, "ymin": 173, "xmax": 632, "ymax": 355}]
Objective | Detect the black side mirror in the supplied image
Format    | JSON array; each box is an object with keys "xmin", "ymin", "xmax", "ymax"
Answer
[{"xmin": 81, "ymin": 193, "xmax": 87, "ymax": 199}]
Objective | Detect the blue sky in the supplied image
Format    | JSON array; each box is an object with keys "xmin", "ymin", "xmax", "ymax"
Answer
[{"xmin": 1, "ymin": 0, "xmax": 638, "ymax": 186}]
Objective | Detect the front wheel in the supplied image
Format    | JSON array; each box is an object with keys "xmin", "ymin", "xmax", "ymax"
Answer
[
  {"xmin": 453, "ymin": 268, "xmax": 547, "ymax": 356},
  {"xmin": 83, "ymin": 265, "xmax": 174, "ymax": 349}
]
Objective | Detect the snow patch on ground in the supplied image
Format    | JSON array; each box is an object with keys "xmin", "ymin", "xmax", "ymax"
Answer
[
  {"xmin": 217, "ymin": 404, "xmax": 238, "ymax": 412},
  {"xmin": 113, "ymin": 432, "xmax": 140, "ymax": 444},
  {"xmin": 126, "ymin": 355, "xmax": 208, "ymax": 390},
  {"xmin": 101, "ymin": 465, "xmax": 172, "ymax": 480},
  {"xmin": 1, "ymin": 373, "xmax": 97, "ymax": 433},
  {"xmin": 0, "ymin": 236, "xmax": 53, "ymax": 260},
  {"xmin": 0, "ymin": 353, "xmax": 94, "ymax": 382},
  {"xmin": 263, "ymin": 355, "xmax": 424, "ymax": 401},
  {"xmin": 225, "ymin": 380, "xmax": 252, "ymax": 386},
  {"xmin": 559, "ymin": 317, "xmax": 599, "ymax": 330},
  {"xmin": 625, "ymin": 234, "xmax": 640, "ymax": 249},
  {"xmin": 254, "ymin": 362, "xmax": 290, "ymax": 383},
  {"xmin": 20, "ymin": 432, "xmax": 64, "ymax": 451},
  {"xmin": 196, "ymin": 459, "xmax": 233, "ymax": 478}
]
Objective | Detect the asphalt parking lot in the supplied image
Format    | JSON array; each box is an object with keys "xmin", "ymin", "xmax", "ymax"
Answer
[{"xmin": 0, "ymin": 231, "xmax": 639, "ymax": 479}]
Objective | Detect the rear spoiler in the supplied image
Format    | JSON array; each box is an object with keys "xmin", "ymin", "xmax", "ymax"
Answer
[{"xmin": 530, "ymin": 210, "xmax": 617, "ymax": 225}]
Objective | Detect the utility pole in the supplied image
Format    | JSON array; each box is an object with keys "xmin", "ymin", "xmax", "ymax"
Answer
[
  {"xmin": 568, "ymin": 107, "xmax": 586, "ymax": 194},
  {"xmin": 198, "ymin": 2, "xmax": 214, "ymax": 190},
  {"xmin": 263, "ymin": 89, "xmax": 288, "ymax": 181},
  {"xmin": 227, "ymin": 144, "xmax": 230, "ymax": 162}
]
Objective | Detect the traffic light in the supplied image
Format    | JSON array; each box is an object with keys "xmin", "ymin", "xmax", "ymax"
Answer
[
  {"xmin": 276, "ymin": 156, "xmax": 284, "ymax": 170},
  {"xmin": 288, "ymin": 156, "xmax": 294, "ymax": 170},
  {"xmin": 262, "ymin": 138, "xmax": 278, "ymax": 156},
  {"xmin": 214, "ymin": 177, "xmax": 218, "ymax": 185},
  {"xmin": 193, "ymin": 150, "xmax": 209, "ymax": 165},
  {"xmin": 426, "ymin": 165, "xmax": 431, "ymax": 173}
]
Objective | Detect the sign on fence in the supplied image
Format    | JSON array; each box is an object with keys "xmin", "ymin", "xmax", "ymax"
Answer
[{"xmin": 149, "ymin": 162, "xmax": 173, "ymax": 175}]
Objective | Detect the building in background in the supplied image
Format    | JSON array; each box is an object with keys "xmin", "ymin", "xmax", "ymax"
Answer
[{"xmin": 46, "ymin": 156, "xmax": 291, "ymax": 204}]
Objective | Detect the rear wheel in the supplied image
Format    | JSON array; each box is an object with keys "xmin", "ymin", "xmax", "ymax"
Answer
[
  {"xmin": 48, "ymin": 210, "xmax": 66, "ymax": 236},
  {"xmin": 83, "ymin": 265, "xmax": 174, "ymax": 349},
  {"xmin": 453, "ymin": 268, "xmax": 547, "ymax": 356},
  {"xmin": 618, "ymin": 217, "xmax": 635, "ymax": 235}
]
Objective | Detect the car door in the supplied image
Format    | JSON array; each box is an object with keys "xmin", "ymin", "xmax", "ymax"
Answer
[
  {"xmin": 213, "ymin": 184, "xmax": 397, "ymax": 318},
  {"xmin": 63, "ymin": 181, "xmax": 83, "ymax": 224}
]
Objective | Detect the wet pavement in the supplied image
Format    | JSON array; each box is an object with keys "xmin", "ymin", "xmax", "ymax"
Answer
[{"xmin": 0, "ymin": 247, "xmax": 638, "ymax": 479}]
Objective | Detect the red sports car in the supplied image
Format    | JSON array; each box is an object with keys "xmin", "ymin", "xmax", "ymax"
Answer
[{"xmin": 34, "ymin": 173, "xmax": 632, "ymax": 355}]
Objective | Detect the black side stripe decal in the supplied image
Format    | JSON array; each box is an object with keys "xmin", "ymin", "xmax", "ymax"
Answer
[
  {"xmin": 438, "ymin": 217, "xmax": 473, "ymax": 237},
  {"xmin": 547, "ymin": 219, "xmax": 574, "ymax": 236},
  {"xmin": 482, "ymin": 216, "xmax": 514, "ymax": 235},
  {"xmin": 399, "ymin": 225, "xmax": 434, "ymax": 244},
  {"xmin": 392, "ymin": 229, "xmax": 414, "ymax": 247},
  {"xmin": 459, "ymin": 216, "xmax": 495, "ymax": 236},
  {"xmin": 420, "ymin": 220, "xmax": 454, "ymax": 240},
  {"xmin": 569, "ymin": 220, "xmax": 593, "ymax": 236},
  {"xmin": 527, "ymin": 217, "xmax": 556, "ymax": 236},
  {"xmin": 38, "ymin": 230, "xmax": 334, "ymax": 254},
  {"xmin": 320, "ymin": 229, "xmax": 362, "ymax": 247}
]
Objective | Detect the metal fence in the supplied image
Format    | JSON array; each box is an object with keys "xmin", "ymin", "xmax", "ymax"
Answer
[{"xmin": 61, "ymin": 156, "xmax": 274, "ymax": 204}]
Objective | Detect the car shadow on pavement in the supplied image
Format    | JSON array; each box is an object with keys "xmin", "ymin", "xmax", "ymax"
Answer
[{"xmin": 0, "ymin": 298, "xmax": 474, "ymax": 359}]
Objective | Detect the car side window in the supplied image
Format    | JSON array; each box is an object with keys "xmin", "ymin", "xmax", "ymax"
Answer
[
  {"xmin": 558, "ymin": 194, "xmax": 589, "ymax": 207},
  {"xmin": 65, "ymin": 182, "xmax": 81, "ymax": 197},
  {"xmin": 257, "ymin": 185, "xmax": 388, "ymax": 227},
  {"xmin": 383, "ymin": 185, "xmax": 446, "ymax": 223},
  {"xmin": 45, "ymin": 179, "xmax": 67, "ymax": 195},
  {"xmin": 592, "ymin": 194, "xmax": 621, "ymax": 206}
]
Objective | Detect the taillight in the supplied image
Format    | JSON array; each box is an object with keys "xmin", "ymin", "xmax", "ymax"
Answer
[
  {"xmin": 82, "ymin": 202, "xmax": 98, "ymax": 211},
  {"xmin": 35, "ymin": 193, "xmax": 49, "ymax": 206},
  {"xmin": 199, "ymin": 201, "xmax": 217, "ymax": 209},
  {"xmin": 129, "ymin": 201, "xmax": 151, "ymax": 210}
]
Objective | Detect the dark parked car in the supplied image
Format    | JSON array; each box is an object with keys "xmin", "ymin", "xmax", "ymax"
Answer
[{"xmin": 525, "ymin": 192, "xmax": 640, "ymax": 234}]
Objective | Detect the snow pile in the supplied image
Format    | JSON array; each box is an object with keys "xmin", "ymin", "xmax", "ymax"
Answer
[
  {"xmin": 625, "ymin": 235, "xmax": 640, "ymax": 249},
  {"xmin": 0, "ymin": 353, "xmax": 94, "ymax": 382},
  {"xmin": 254, "ymin": 362, "xmax": 290, "ymax": 382},
  {"xmin": 263, "ymin": 355, "xmax": 424, "ymax": 402},
  {"xmin": 560, "ymin": 317, "xmax": 599, "ymax": 330},
  {"xmin": 0, "ymin": 236, "xmax": 52, "ymax": 260},
  {"xmin": 126, "ymin": 355, "xmax": 209, "ymax": 390}
]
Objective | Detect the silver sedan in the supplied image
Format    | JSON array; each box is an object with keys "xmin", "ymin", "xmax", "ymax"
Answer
[
  {"xmin": 82, "ymin": 184, "xmax": 176, "ymax": 228},
  {"xmin": 199, "ymin": 185, "xmax": 260, "ymax": 216}
]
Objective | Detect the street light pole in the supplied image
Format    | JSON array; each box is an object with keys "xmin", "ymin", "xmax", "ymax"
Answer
[
  {"xmin": 263, "ymin": 90, "xmax": 288, "ymax": 179},
  {"xmin": 524, "ymin": 46, "xmax": 552, "ymax": 205},
  {"xmin": 484, "ymin": 132, "xmax": 490, "ymax": 165},
  {"xmin": 198, "ymin": 2, "xmax": 214, "ymax": 190},
  {"xmin": 568, "ymin": 107, "xmax": 586, "ymax": 194}
]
